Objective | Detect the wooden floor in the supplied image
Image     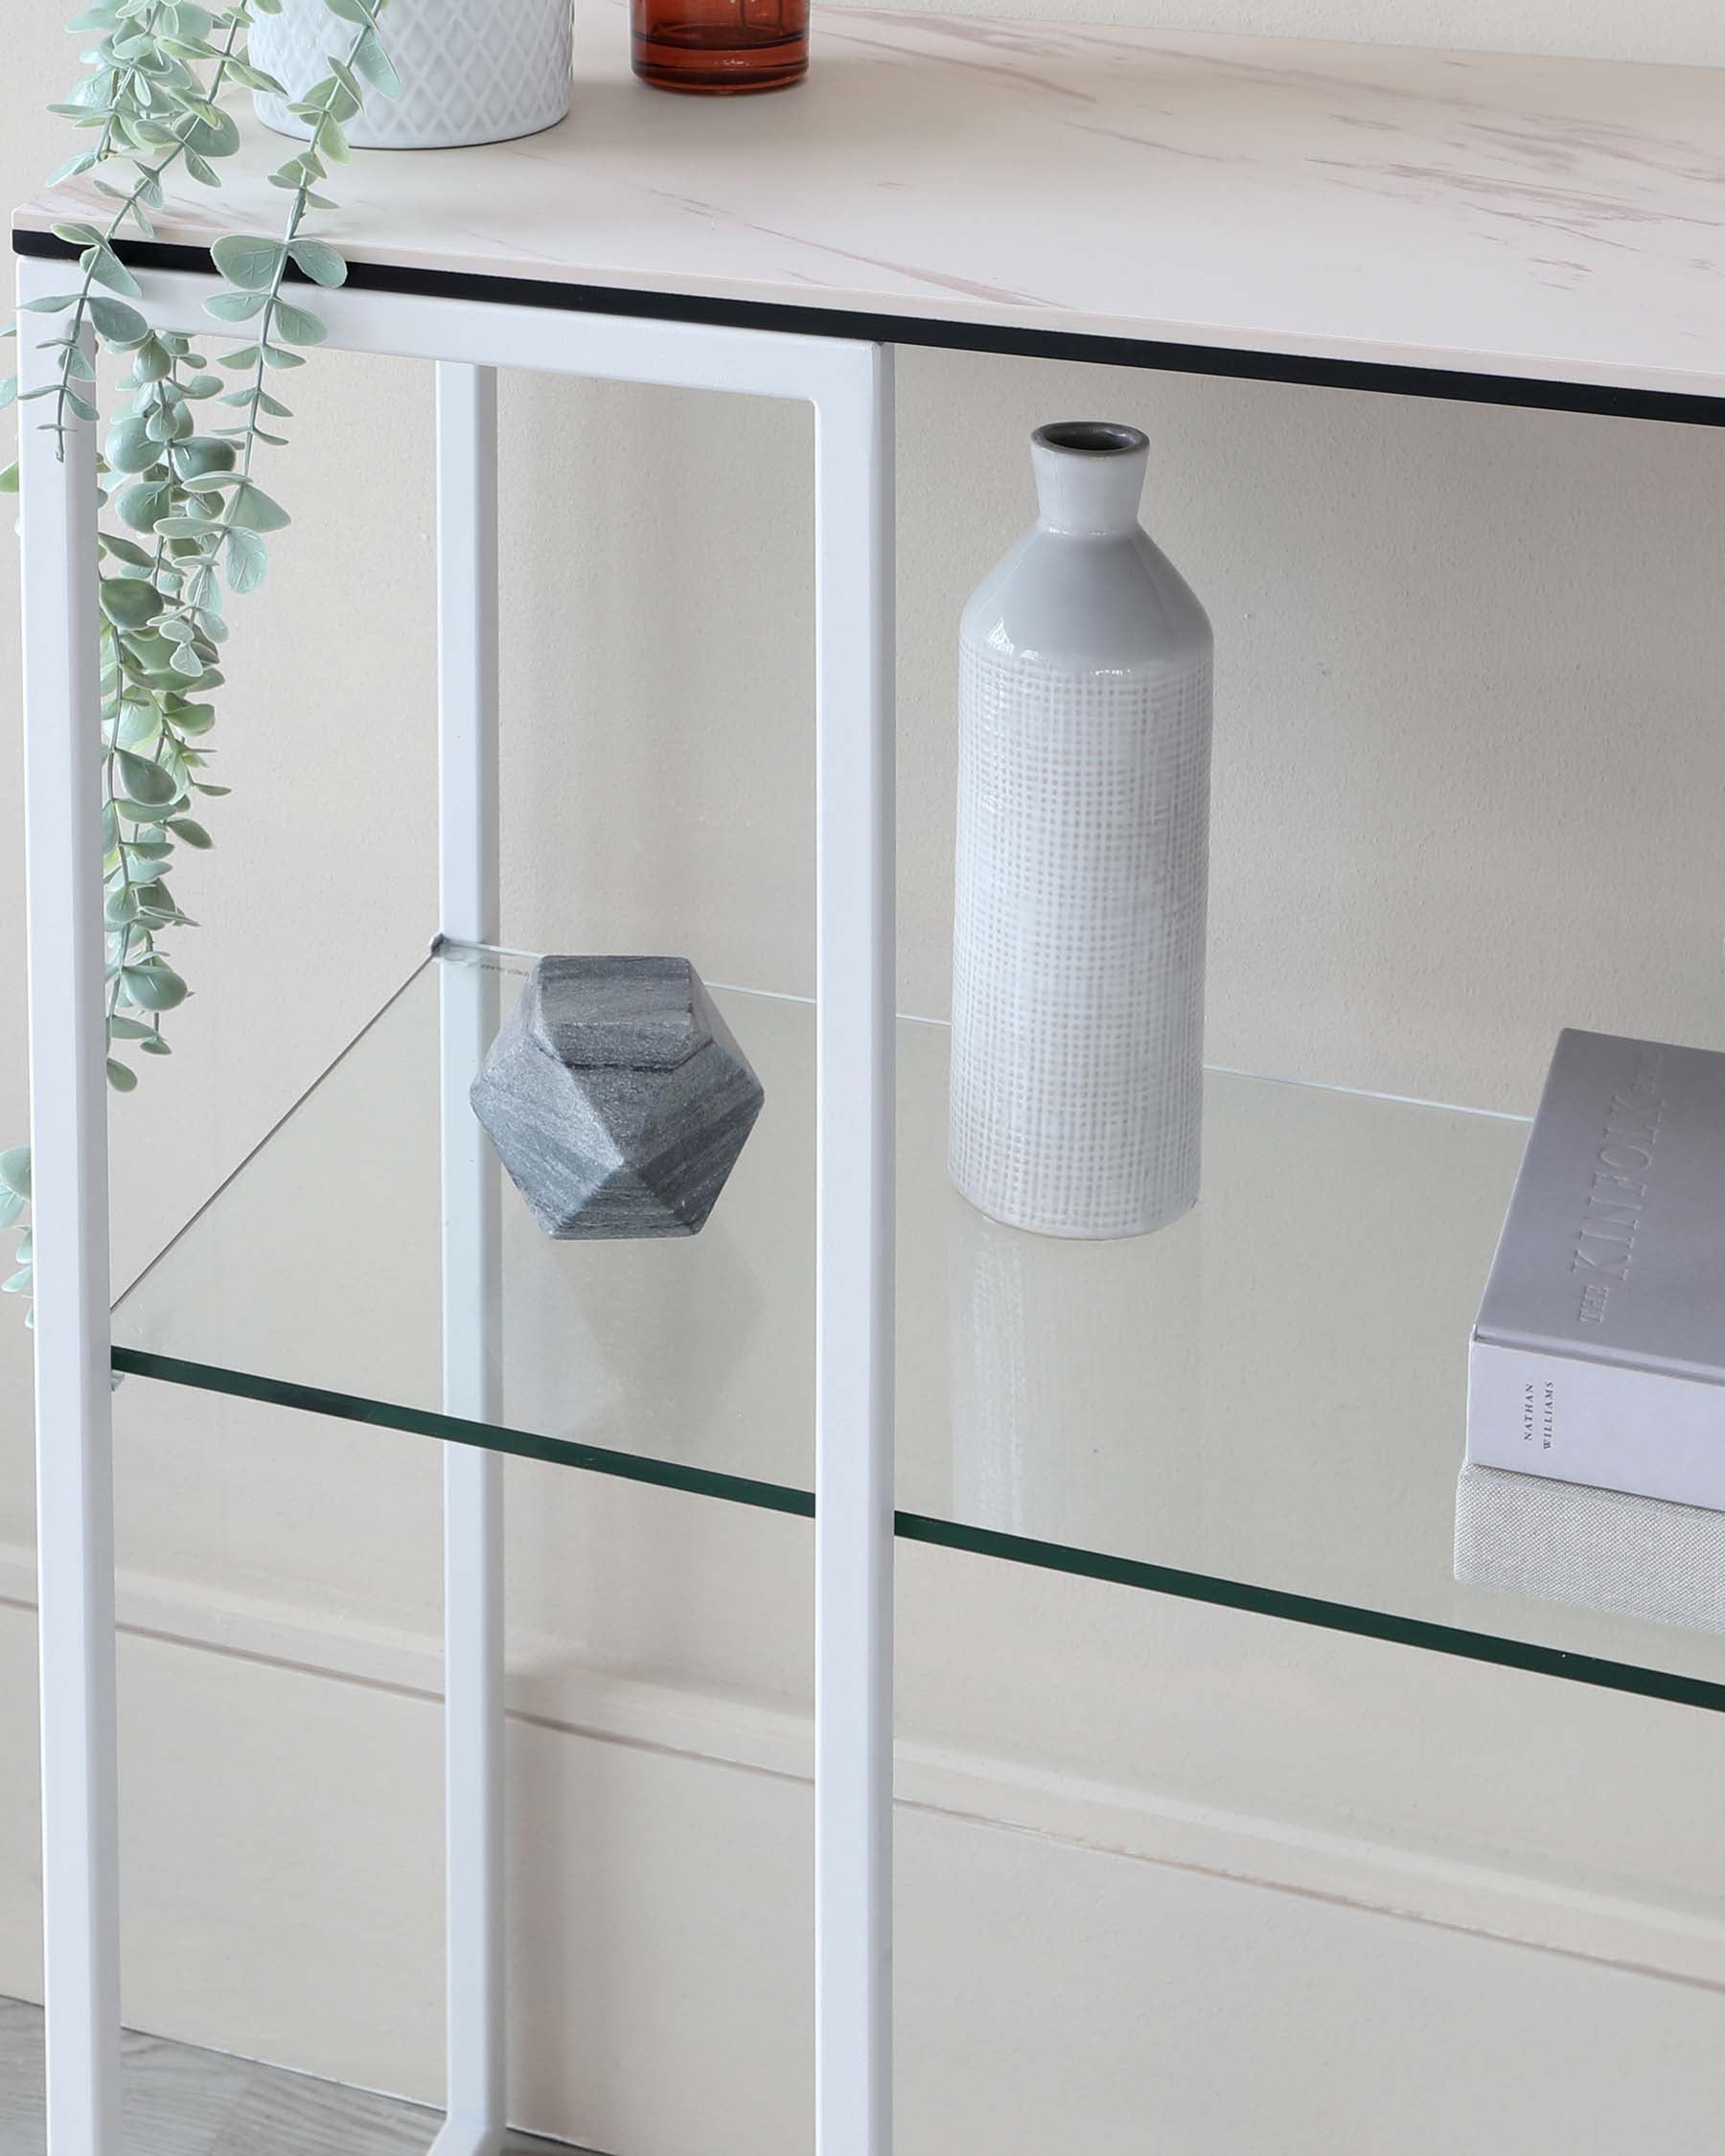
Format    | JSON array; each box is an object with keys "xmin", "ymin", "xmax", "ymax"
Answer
[{"xmin": 0, "ymin": 1999, "xmax": 583, "ymax": 2156}]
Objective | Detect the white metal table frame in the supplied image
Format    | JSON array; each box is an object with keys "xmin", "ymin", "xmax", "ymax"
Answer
[
  {"xmin": 18, "ymin": 254, "xmax": 893, "ymax": 2156},
  {"xmin": 18, "ymin": 227, "xmax": 1723, "ymax": 2156}
]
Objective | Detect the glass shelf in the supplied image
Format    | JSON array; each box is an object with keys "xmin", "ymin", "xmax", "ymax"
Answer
[{"xmin": 112, "ymin": 945, "xmax": 1725, "ymax": 1714}]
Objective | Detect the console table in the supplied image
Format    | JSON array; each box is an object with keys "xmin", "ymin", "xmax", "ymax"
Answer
[{"xmin": 13, "ymin": 6, "xmax": 1725, "ymax": 2152}]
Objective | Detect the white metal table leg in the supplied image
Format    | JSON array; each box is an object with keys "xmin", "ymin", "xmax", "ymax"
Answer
[
  {"xmin": 813, "ymin": 345, "xmax": 896, "ymax": 2156},
  {"xmin": 433, "ymin": 360, "xmax": 506, "ymax": 2156},
  {"xmin": 18, "ymin": 261, "xmax": 123, "ymax": 2155}
]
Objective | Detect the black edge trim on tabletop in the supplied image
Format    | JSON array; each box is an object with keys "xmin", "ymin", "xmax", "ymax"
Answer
[
  {"xmin": 112, "ymin": 1344, "xmax": 1725, "ymax": 1716},
  {"xmin": 16, "ymin": 225, "xmax": 1725, "ymax": 427}
]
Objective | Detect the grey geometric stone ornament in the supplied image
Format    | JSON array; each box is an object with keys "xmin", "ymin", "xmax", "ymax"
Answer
[{"xmin": 470, "ymin": 955, "xmax": 765, "ymax": 1240}]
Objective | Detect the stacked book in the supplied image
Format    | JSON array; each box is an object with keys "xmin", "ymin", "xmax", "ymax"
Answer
[{"xmin": 1459, "ymin": 1028, "xmax": 1725, "ymax": 1633}]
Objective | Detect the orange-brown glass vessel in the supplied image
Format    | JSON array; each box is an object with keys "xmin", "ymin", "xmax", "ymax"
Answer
[{"xmin": 632, "ymin": 0, "xmax": 808, "ymax": 93}]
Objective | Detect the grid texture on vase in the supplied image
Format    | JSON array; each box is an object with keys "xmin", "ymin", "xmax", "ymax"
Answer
[
  {"xmin": 950, "ymin": 644, "xmax": 1212, "ymax": 1238},
  {"xmin": 251, "ymin": 0, "xmax": 572, "ymax": 149}
]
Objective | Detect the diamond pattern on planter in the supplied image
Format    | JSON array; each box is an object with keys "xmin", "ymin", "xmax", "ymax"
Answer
[{"xmin": 251, "ymin": 0, "xmax": 571, "ymax": 150}]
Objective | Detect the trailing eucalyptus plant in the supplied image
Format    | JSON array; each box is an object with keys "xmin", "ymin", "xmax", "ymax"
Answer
[{"xmin": 2, "ymin": 0, "xmax": 397, "ymax": 1316}]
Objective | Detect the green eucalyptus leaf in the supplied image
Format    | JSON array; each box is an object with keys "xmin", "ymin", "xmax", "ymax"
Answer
[
  {"xmin": 87, "ymin": 295, "xmax": 150, "ymax": 344},
  {"xmin": 107, "ymin": 1017, "xmax": 154, "ymax": 1040},
  {"xmin": 85, "ymin": 245, "xmax": 143, "ymax": 297},
  {"xmin": 131, "ymin": 335, "xmax": 173, "ymax": 381},
  {"xmin": 2, "ymin": 1269, "xmax": 33, "ymax": 1296},
  {"xmin": 0, "ymin": 1193, "xmax": 22, "ymax": 1232},
  {"xmin": 106, "ymin": 1057, "xmax": 139, "ymax": 1092},
  {"xmin": 323, "ymin": 80, "xmax": 362, "ymax": 126},
  {"xmin": 116, "ymin": 478, "xmax": 172, "ymax": 529},
  {"xmin": 100, "ymin": 533, "xmax": 154, "ymax": 566},
  {"xmin": 115, "ymin": 749, "xmax": 179, "ymax": 805},
  {"xmin": 121, "ymin": 962, "xmax": 188, "ymax": 1011},
  {"xmin": 270, "ymin": 299, "xmax": 325, "ymax": 346},
  {"xmin": 223, "ymin": 526, "xmax": 268, "ymax": 591},
  {"xmin": 211, "ymin": 233, "xmax": 286, "ymax": 290},
  {"xmin": 175, "ymin": 103, "xmax": 240, "ymax": 157},
  {"xmin": 117, "ymin": 703, "xmax": 161, "ymax": 750},
  {"xmin": 288, "ymin": 238, "xmax": 345, "ymax": 286},
  {"xmin": 104, "ymin": 413, "xmax": 159, "ymax": 472},
  {"xmin": 172, "ymin": 436, "xmax": 236, "ymax": 480},
  {"xmin": 351, "ymin": 28, "xmax": 400, "ymax": 96},
  {"xmin": 139, "ymin": 1036, "xmax": 172, "ymax": 1056},
  {"xmin": 0, "ymin": 1149, "xmax": 31, "ymax": 1201},
  {"xmin": 99, "ymin": 578, "xmax": 158, "ymax": 629},
  {"xmin": 224, "ymin": 59, "xmax": 285, "ymax": 93},
  {"xmin": 226, "ymin": 480, "xmax": 289, "ymax": 532},
  {"xmin": 204, "ymin": 288, "xmax": 268, "ymax": 322},
  {"xmin": 166, "ymin": 816, "xmax": 213, "ymax": 848}
]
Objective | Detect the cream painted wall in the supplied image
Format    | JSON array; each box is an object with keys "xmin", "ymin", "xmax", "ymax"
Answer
[{"xmin": 4, "ymin": 0, "xmax": 1725, "ymax": 2146}]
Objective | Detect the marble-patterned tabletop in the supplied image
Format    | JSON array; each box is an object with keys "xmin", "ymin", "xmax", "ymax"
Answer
[{"xmin": 15, "ymin": 1, "xmax": 1725, "ymax": 397}]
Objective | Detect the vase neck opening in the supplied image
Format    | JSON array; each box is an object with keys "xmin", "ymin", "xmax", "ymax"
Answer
[{"xmin": 1030, "ymin": 421, "xmax": 1149, "ymax": 535}]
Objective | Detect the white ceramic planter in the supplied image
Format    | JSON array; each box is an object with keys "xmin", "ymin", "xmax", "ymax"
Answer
[
  {"xmin": 251, "ymin": 0, "xmax": 572, "ymax": 149},
  {"xmin": 949, "ymin": 422, "xmax": 1214, "ymax": 1239}
]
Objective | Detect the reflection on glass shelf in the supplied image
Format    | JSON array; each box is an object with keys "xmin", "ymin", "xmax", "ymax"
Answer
[{"xmin": 111, "ymin": 945, "xmax": 1725, "ymax": 1711}]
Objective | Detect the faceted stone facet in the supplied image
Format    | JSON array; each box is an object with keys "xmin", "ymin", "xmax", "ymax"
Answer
[{"xmin": 471, "ymin": 956, "xmax": 765, "ymax": 1240}]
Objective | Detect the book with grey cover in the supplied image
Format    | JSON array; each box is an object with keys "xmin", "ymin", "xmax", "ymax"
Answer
[
  {"xmin": 1467, "ymin": 1028, "xmax": 1725, "ymax": 1512},
  {"xmin": 1455, "ymin": 1462, "xmax": 1725, "ymax": 1637}
]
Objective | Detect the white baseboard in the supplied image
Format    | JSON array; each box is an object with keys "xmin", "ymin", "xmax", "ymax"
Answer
[{"xmin": 4, "ymin": 1541, "xmax": 1723, "ymax": 1992}]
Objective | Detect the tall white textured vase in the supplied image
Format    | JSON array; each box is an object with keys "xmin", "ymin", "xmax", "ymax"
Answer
[
  {"xmin": 251, "ymin": 0, "xmax": 572, "ymax": 150},
  {"xmin": 950, "ymin": 422, "xmax": 1214, "ymax": 1239}
]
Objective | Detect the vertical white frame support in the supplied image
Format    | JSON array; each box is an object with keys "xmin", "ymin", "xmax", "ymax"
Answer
[
  {"xmin": 814, "ymin": 343, "xmax": 896, "ymax": 2156},
  {"xmin": 18, "ymin": 258, "xmax": 123, "ymax": 2156},
  {"xmin": 433, "ymin": 362, "xmax": 506, "ymax": 2156},
  {"xmin": 31, "ymin": 259, "xmax": 897, "ymax": 2156}
]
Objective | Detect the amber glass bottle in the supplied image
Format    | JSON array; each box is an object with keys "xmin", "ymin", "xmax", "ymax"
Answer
[{"xmin": 632, "ymin": 0, "xmax": 808, "ymax": 93}]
